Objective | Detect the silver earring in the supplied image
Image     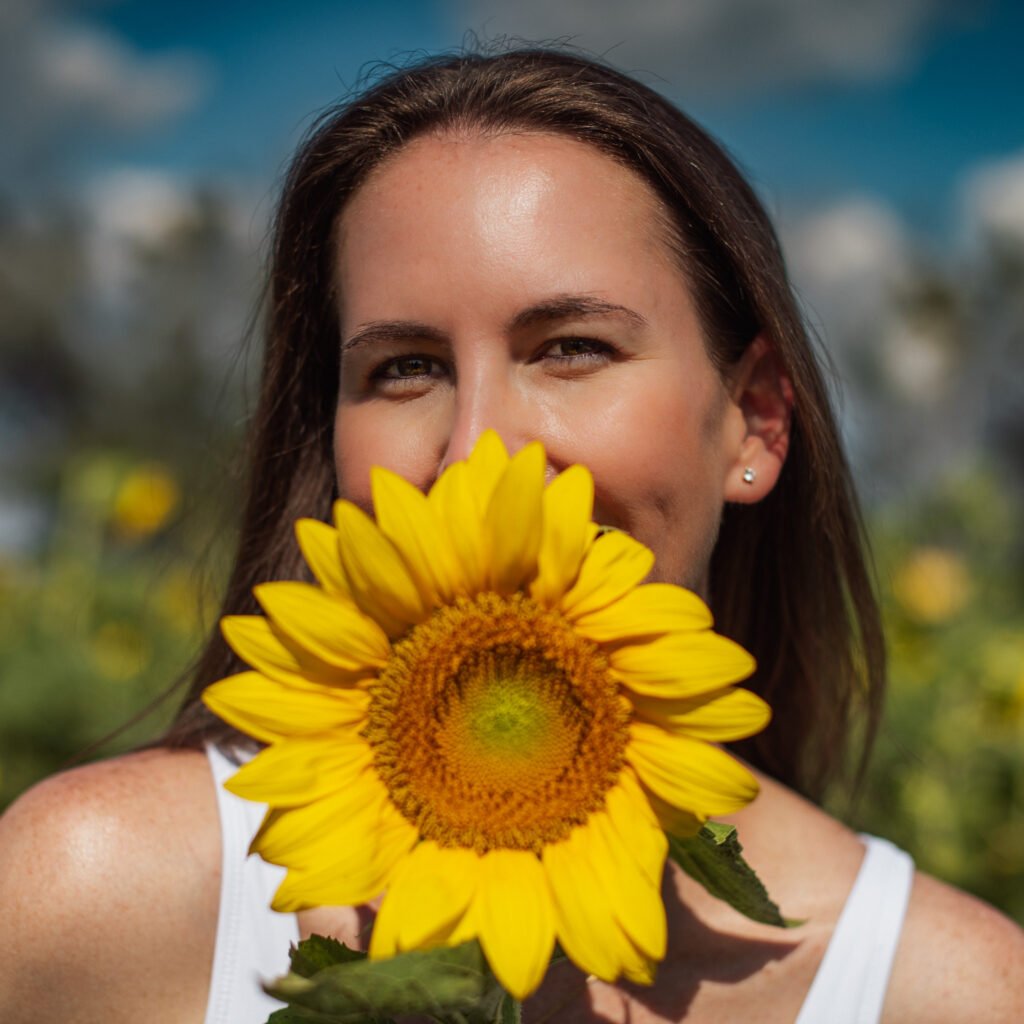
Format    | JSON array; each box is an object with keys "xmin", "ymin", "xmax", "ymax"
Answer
[{"xmin": 742, "ymin": 467, "xmax": 756, "ymax": 485}]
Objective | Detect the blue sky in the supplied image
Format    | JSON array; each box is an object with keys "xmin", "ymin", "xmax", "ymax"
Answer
[
  {"xmin": 2, "ymin": 0, "xmax": 1022, "ymax": 544},
  {"xmin": 79, "ymin": 0, "xmax": 1024, "ymax": 240}
]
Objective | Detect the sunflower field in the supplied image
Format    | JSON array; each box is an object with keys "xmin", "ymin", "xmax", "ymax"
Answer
[
  {"xmin": 838, "ymin": 465, "xmax": 1024, "ymax": 922},
  {"xmin": 2, "ymin": 447, "xmax": 1022, "ymax": 923}
]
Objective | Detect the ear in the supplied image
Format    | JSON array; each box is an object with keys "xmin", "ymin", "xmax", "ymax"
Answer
[{"xmin": 723, "ymin": 335, "xmax": 794, "ymax": 504}]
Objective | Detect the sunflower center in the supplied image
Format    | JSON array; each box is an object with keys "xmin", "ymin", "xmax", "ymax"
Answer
[{"xmin": 364, "ymin": 592, "xmax": 630, "ymax": 853}]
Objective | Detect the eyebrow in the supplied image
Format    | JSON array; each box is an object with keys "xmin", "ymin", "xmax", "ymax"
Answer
[
  {"xmin": 341, "ymin": 294, "xmax": 647, "ymax": 353},
  {"xmin": 508, "ymin": 295, "xmax": 648, "ymax": 331},
  {"xmin": 341, "ymin": 320, "xmax": 444, "ymax": 353}
]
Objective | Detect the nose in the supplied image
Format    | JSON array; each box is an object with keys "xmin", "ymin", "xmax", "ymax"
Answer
[{"xmin": 437, "ymin": 364, "xmax": 532, "ymax": 473}]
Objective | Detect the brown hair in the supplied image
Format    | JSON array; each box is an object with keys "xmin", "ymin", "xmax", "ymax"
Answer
[{"xmin": 162, "ymin": 48, "xmax": 885, "ymax": 802}]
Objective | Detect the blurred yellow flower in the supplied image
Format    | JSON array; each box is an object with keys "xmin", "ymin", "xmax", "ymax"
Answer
[
  {"xmin": 157, "ymin": 567, "xmax": 212, "ymax": 637},
  {"xmin": 111, "ymin": 464, "xmax": 180, "ymax": 539},
  {"xmin": 203, "ymin": 431, "xmax": 768, "ymax": 999},
  {"xmin": 91, "ymin": 620, "xmax": 149, "ymax": 679},
  {"xmin": 892, "ymin": 546, "xmax": 971, "ymax": 624}
]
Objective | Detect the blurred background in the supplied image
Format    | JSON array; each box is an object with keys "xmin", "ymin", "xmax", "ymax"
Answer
[{"xmin": 1, "ymin": 0, "xmax": 1022, "ymax": 918}]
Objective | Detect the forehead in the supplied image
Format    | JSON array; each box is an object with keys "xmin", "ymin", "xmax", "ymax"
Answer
[
  {"xmin": 350, "ymin": 129, "xmax": 669, "ymax": 218},
  {"xmin": 333, "ymin": 132, "xmax": 683, "ymax": 300}
]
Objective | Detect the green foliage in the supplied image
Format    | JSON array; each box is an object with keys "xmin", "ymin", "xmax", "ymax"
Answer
[
  {"xmin": 288, "ymin": 936, "xmax": 368, "ymax": 978},
  {"xmin": 0, "ymin": 452, "xmax": 226, "ymax": 809},
  {"xmin": 836, "ymin": 466, "xmax": 1024, "ymax": 922},
  {"xmin": 667, "ymin": 822, "xmax": 793, "ymax": 927},
  {"xmin": 265, "ymin": 938, "xmax": 517, "ymax": 1024}
]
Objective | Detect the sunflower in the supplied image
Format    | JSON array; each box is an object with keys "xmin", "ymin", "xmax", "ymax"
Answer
[{"xmin": 203, "ymin": 431, "xmax": 769, "ymax": 999}]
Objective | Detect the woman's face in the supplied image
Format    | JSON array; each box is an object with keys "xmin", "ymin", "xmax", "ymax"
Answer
[{"xmin": 332, "ymin": 132, "xmax": 751, "ymax": 593}]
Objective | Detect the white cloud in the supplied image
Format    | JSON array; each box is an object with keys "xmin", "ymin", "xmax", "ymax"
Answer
[
  {"xmin": 0, "ymin": 492, "xmax": 45, "ymax": 555},
  {"xmin": 961, "ymin": 151, "xmax": 1024, "ymax": 244},
  {"xmin": 779, "ymin": 197, "xmax": 926, "ymax": 472},
  {"xmin": 451, "ymin": 0, "xmax": 956, "ymax": 97},
  {"xmin": 782, "ymin": 197, "xmax": 910, "ymax": 344},
  {"xmin": 39, "ymin": 21, "xmax": 206, "ymax": 128},
  {"xmin": 785, "ymin": 198, "xmax": 907, "ymax": 285},
  {"xmin": 0, "ymin": 0, "xmax": 210, "ymax": 184},
  {"xmin": 71, "ymin": 165, "xmax": 265, "ymax": 384},
  {"xmin": 86, "ymin": 168, "xmax": 198, "ymax": 245},
  {"xmin": 83, "ymin": 168, "xmax": 199, "ymax": 299},
  {"xmin": 878, "ymin": 319, "xmax": 954, "ymax": 403}
]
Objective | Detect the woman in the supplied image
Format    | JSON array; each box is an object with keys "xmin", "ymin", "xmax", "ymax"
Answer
[{"xmin": 1, "ymin": 49, "xmax": 1021, "ymax": 1023}]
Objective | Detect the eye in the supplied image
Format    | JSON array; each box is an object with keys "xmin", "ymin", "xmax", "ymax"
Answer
[
  {"xmin": 365, "ymin": 353, "xmax": 449, "ymax": 394},
  {"xmin": 375, "ymin": 355, "xmax": 442, "ymax": 380},
  {"xmin": 542, "ymin": 337, "xmax": 616, "ymax": 364}
]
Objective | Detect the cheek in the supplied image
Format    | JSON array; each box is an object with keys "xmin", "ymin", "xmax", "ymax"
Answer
[
  {"xmin": 333, "ymin": 398, "xmax": 452, "ymax": 512},
  {"xmin": 332, "ymin": 406, "xmax": 370, "ymax": 509},
  {"xmin": 333, "ymin": 407, "xmax": 414, "ymax": 513},
  {"xmin": 582, "ymin": 375, "xmax": 730, "ymax": 587}
]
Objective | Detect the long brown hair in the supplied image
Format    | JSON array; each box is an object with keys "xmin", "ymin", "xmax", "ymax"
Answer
[{"xmin": 162, "ymin": 48, "xmax": 885, "ymax": 802}]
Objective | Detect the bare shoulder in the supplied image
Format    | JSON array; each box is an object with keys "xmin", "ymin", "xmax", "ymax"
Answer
[
  {"xmin": 883, "ymin": 869, "xmax": 1024, "ymax": 1024},
  {"xmin": 718, "ymin": 770, "xmax": 869, "ymax": 921},
  {"xmin": 748, "ymin": 778, "xmax": 1024, "ymax": 1022},
  {"xmin": 0, "ymin": 747, "xmax": 220, "ymax": 1024},
  {"xmin": 676, "ymin": 773, "xmax": 1023, "ymax": 1023}
]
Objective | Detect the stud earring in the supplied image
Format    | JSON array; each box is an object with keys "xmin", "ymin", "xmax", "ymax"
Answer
[{"xmin": 742, "ymin": 467, "xmax": 756, "ymax": 485}]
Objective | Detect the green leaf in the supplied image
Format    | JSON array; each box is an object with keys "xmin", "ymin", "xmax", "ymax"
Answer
[
  {"xmin": 267, "ymin": 1008, "xmax": 385, "ymax": 1024},
  {"xmin": 497, "ymin": 993, "xmax": 522, "ymax": 1024},
  {"xmin": 288, "ymin": 936, "xmax": 367, "ymax": 979},
  {"xmin": 667, "ymin": 822, "xmax": 800, "ymax": 928},
  {"xmin": 264, "ymin": 940, "xmax": 507, "ymax": 1024}
]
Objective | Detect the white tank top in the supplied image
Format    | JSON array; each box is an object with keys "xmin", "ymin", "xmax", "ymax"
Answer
[
  {"xmin": 203, "ymin": 744, "xmax": 914, "ymax": 1024},
  {"xmin": 795, "ymin": 833, "xmax": 914, "ymax": 1023},
  {"xmin": 205, "ymin": 743, "xmax": 300, "ymax": 1024}
]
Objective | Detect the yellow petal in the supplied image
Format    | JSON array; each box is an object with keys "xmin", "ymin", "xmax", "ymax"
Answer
[
  {"xmin": 627, "ymin": 722, "xmax": 759, "ymax": 817},
  {"xmin": 225, "ymin": 734, "xmax": 372, "ymax": 807},
  {"xmin": 610, "ymin": 632, "xmax": 756, "ymax": 698},
  {"xmin": 643, "ymin": 787, "xmax": 704, "ymax": 839},
  {"xmin": 388, "ymin": 841, "xmax": 481, "ymax": 951},
  {"xmin": 618, "ymin": 935, "xmax": 658, "ymax": 986},
  {"xmin": 252, "ymin": 763, "xmax": 384, "ymax": 865},
  {"xmin": 476, "ymin": 849, "xmax": 556, "ymax": 999},
  {"xmin": 573, "ymin": 583, "xmax": 713, "ymax": 643},
  {"xmin": 294, "ymin": 518, "xmax": 352, "ymax": 598},
  {"xmin": 442, "ymin": 901, "xmax": 478, "ymax": 947},
  {"xmin": 588, "ymin": 812, "xmax": 666, "ymax": 960},
  {"xmin": 465, "ymin": 429, "xmax": 510, "ymax": 516},
  {"xmin": 484, "ymin": 441, "xmax": 546, "ymax": 594},
  {"xmin": 372, "ymin": 467, "xmax": 462, "ymax": 606},
  {"xmin": 333, "ymin": 499, "xmax": 427, "ymax": 635},
  {"xmin": 255, "ymin": 581, "xmax": 391, "ymax": 671},
  {"xmin": 221, "ymin": 615, "xmax": 363, "ymax": 687},
  {"xmin": 559, "ymin": 531, "xmax": 654, "ymax": 619},
  {"xmin": 273, "ymin": 810, "xmax": 416, "ymax": 911},
  {"xmin": 369, "ymin": 852, "xmax": 412, "ymax": 960},
  {"xmin": 632, "ymin": 686, "xmax": 771, "ymax": 741},
  {"xmin": 603, "ymin": 769, "xmax": 669, "ymax": 889},
  {"xmin": 542, "ymin": 827, "xmax": 622, "ymax": 982},
  {"xmin": 202, "ymin": 671, "xmax": 369, "ymax": 744},
  {"xmin": 428, "ymin": 461, "xmax": 483, "ymax": 594},
  {"xmin": 530, "ymin": 464, "xmax": 594, "ymax": 608}
]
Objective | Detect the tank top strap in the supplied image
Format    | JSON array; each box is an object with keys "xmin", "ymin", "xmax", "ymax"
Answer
[
  {"xmin": 204, "ymin": 743, "xmax": 300, "ymax": 1024},
  {"xmin": 794, "ymin": 834, "xmax": 915, "ymax": 1024}
]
